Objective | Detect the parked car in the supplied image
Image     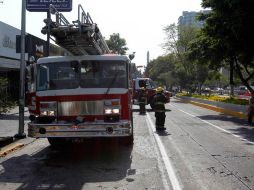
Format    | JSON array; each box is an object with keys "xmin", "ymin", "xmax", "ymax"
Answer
[
  {"xmin": 213, "ymin": 87, "xmax": 224, "ymax": 95},
  {"xmin": 237, "ymin": 86, "xmax": 248, "ymax": 95}
]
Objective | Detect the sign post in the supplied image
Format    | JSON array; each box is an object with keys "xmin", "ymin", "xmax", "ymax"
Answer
[
  {"xmin": 15, "ymin": 1, "xmax": 72, "ymax": 138},
  {"xmin": 26, "ymin": 0, "xmax": 72, "ymax": 12},
  {"xmin": 15, "ymin": 0, "xmax": 26, "ymax": 139},
  {"xmin": 26, "ymin": 0, "xmax": 72, "ymax": 56}
]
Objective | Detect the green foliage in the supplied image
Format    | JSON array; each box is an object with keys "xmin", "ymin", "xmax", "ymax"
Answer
[
  {"xmin": 189, "ymin": 0, "xmax": 254, "ymax": 94},
  {"xmin": 145, "ymin": 54, "xmax": 176, "ymax": 88},
  {"xmin": 149, "ymin": 2, "xmax": 254, "ymax": 93},
  {"xmin": 150, "ymin": 23, "xmax": 210, "ymax": 92},
  {"xmin": 178, "ymin": 93, "xmax": 249, "ymax": 105},
  {"xmin": 0, "ymin": 77, "xmax": 16, "ymax": 114},
  {"xmin": 105, "ymin": 33, "xmax": 128, "ymax": 55}
]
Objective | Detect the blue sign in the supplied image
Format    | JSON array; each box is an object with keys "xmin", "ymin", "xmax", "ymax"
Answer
[{"xmin": 26, "ymin": 0, "xmax": 72, "ymax": 12}]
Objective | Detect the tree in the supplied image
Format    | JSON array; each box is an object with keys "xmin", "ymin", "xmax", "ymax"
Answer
[
  {"xmin": 145, "ymin": 54, "xmax": 175, "ymax": 85},
  {"xmin": 191, "ymin": 0, "xmax": 254, "ymax": 94},
  {"xmin": 162, "ymin": 23, "xmax": 208, "ymax": 93},
  {"xmin": 106, "ymin": 33, "xmax": 128, "ymax": 55},
  {"xmin": 162, "ymin": 24, "xmax": 178, "ymax": 54}
]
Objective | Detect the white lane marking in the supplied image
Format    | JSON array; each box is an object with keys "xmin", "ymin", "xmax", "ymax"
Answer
[
  {"xmin": 170, "ymin": 104, "xmax": 254, "ymax": 145},
  {"xmin": 145, "ymin": 117, "xmax": 170, "ymax": 190},
  {"xmin": 146, "ymin": 113, "xmax": 182, "ymax": 190}
]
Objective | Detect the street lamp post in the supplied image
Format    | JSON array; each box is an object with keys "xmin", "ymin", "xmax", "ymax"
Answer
[
  {"xmin": 15, "ymin": 0, "xmax": 26, "ymax": 139},
  {"xmin": 129, "ymin": 52, "xmax": 136, "ymax": 61}
]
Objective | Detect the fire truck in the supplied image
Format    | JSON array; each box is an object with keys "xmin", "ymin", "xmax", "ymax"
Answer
[
  {"xmin": 132, "ymin": 78, "xmax": 171, "ymax": 108},
  {"xmin": 26, "ymin": 4, "xmax": 133, "ymax": 146}
]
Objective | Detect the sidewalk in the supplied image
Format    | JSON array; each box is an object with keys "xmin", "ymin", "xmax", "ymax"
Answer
[{"xmin": 0, "ymin": 107, "xmax": 30, "ymax": 148}]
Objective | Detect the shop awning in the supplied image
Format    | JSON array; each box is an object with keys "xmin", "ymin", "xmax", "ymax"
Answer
[{"xmin": 0, "ymin": 57, "xmax": 20, "ymax": 71}]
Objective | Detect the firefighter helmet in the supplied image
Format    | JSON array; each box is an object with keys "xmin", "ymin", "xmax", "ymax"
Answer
[{"xmin": 156, "ymin": 86, "xmax": 164, "ymax": 93}]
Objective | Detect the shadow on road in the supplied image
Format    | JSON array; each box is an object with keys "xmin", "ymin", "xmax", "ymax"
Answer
[
  {"xmin": 156, "ymin": 130, "xmax": 171, "ymax": 136},
  {"xmin": 0, "ymin": 138, "xmax": 133, "ymax": 189},
  {"xmin": 132, "ymin": 108, "xmax": 171, "ymax": 112},
  {"xmin": 197, "ymin": 114, "xmax": 254, "ymax": 144},
  {"xmin": 198, "ymin": 114, "xmax": 249, "ymax": 126},
  {"xmin": 227, "ymin": 127, "xmax": 254, "ymax": 144}
]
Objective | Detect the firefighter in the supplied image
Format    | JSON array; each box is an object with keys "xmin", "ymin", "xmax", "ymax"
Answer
[
  {"xmin": 248, "ymin": 93, "xmax": 254, "ymax": 124},
  {"xmin": 138, "ymin": 87, "xmax": 147, "ymax": 114},
  {"xmin": 152, "ymin": 86, "xmax": 167, "ymax": 130}
]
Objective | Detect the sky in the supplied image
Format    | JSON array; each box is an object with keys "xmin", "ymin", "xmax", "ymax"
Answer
[{"xmin": 0, "ymin": 0, "xmax": 202, "ymax": 67}]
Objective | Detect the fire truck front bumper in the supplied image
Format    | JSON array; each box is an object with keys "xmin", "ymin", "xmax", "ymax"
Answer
[{"xmin": 28, "ymin": 120, "xmax": 132, "ymax": 138}]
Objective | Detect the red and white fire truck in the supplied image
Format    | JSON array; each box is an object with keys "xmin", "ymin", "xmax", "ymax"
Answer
[
  {"xmin": 26, "ymin": 4, "xmax": 133, "ymax": 146},
  {"xmin": 132, "ymin": 78, "xmax": 171, "ymax": 108}
]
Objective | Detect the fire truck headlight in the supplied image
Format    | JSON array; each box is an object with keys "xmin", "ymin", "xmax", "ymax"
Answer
[
  {"xmin": 40, "ymin": 101, "xmax": 57, "ymax": 116},
  {"xmin": 48, "ymin": 111, "xmax": 55, "ymax": 116},
  {"xmin": 40, "ymin": 110, "xmax": 55, "ymax": 116},
  {"xmin": 40, "ymin": 111, "xmax": 48, "ymax": 116},
  {"xmin": 104, "ymin": 108, "xmax": 113, "ymax": 114},
  {"xmin": 104, "ymin": 107, "xmax": 120, "ymax": 115},
  {"xmin": 112, "ymin": 108, "xmax": 120, "ymax": 114}
]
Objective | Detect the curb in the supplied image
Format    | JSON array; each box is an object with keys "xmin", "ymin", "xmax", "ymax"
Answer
[
  {"xmin": 0, "ymin": 137, "xmax": 14, "ymax": 148},
  {"xmin": 175, "ymin": 97, "xmax": 248, "ymax": 119},
  {"xmin": 0, "ymin": 142, "xmax": 24, "ymax": 157}
]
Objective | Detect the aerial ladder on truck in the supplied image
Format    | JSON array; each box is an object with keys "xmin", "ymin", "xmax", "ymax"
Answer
[
  {"xmin": 27, "ymin": 4, "xmax": 134, "ymax": 147},
  {"xmin": 41, "ymin": 4, "xmax": 110, "ymax": 56}
]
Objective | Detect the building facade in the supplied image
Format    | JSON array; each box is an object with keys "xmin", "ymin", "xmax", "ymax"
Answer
[
  {"xmin": 178, "ymin": 10, "xmax": 210, "ymax": 28},
  {"xmin": 0, "ymin": 21, "xmax": 24, "ymax": 100},
  {"xmin": 0, "ymin": 21, "xmax": 66, "ymax": 101}
]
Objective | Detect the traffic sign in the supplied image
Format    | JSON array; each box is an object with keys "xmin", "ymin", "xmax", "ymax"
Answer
[{"xmin": 26, "ymin": 0, "xmax": 72, "ymax": 12}]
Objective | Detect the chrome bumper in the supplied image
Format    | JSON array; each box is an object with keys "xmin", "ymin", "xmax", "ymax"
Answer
[{"xmin": 28, "ymin": 120, "xmax": 132, "ymax": 138}]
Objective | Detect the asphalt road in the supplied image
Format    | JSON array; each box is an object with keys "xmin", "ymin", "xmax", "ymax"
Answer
[{"xmin": 0, "ymin": 98, "xmax": 254, "ymax": 190}]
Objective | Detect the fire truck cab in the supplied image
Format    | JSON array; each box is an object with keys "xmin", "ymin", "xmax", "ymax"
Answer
[{"xmin": 27, "ymin": 55, "xmax": 133, "ymax": 146}]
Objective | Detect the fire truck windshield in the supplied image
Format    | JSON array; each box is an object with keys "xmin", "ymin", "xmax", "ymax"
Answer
[{"xmin": 36, "ymin": 60, "xmax": 127, "ymax": 91}]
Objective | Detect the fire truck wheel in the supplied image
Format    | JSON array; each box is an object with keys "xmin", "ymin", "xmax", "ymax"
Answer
[
  {"xmin": 48, "ymin": 138, "xmax": 68, "ymax": 149},
  {"xmin": 120, "ymin": 135, "xmax": 134, "ymax": 146}
]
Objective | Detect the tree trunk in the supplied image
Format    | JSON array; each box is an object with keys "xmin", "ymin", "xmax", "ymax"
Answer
[
  {"xmin": 229, "ymin": 58, "xmax": 234, "ymax": 97},
  {"xmin": 198, "ymin": 83, "xmax": 202, "ymax": 95},
  {"xmin": 234, "ymin": 58, "xmax": 254, "ymax": 94}
]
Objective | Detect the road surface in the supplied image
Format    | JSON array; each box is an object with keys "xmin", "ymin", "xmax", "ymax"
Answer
[{"xmin": 0, "ymin": 98, "xmax": 254, "ymax": 190}]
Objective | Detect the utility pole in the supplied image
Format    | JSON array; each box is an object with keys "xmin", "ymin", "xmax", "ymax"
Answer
[
  {"xmin": 46, "ymin": 9, "xmax": 50, "ymax": 57},
  {"xmin": 147, "ymin": 51, "xmax": 150, "ymax": 64},
  {"xmin": 15, "ymin": 0, "xmax": 26, "ymax": 139}
]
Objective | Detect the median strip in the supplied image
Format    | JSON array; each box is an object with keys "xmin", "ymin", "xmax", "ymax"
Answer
[{"xmin": 176, "ymin": 97, "xmax": 248, "ymax": 120}]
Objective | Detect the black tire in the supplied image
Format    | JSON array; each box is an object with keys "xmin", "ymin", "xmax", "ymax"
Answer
[
  {"xmin": 120, "ymin": 135, "xmax": 134, "ymax": 146},
  {"xmin": 47, "ymin": 138, "xmax": 68, "ymax": 149}
]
